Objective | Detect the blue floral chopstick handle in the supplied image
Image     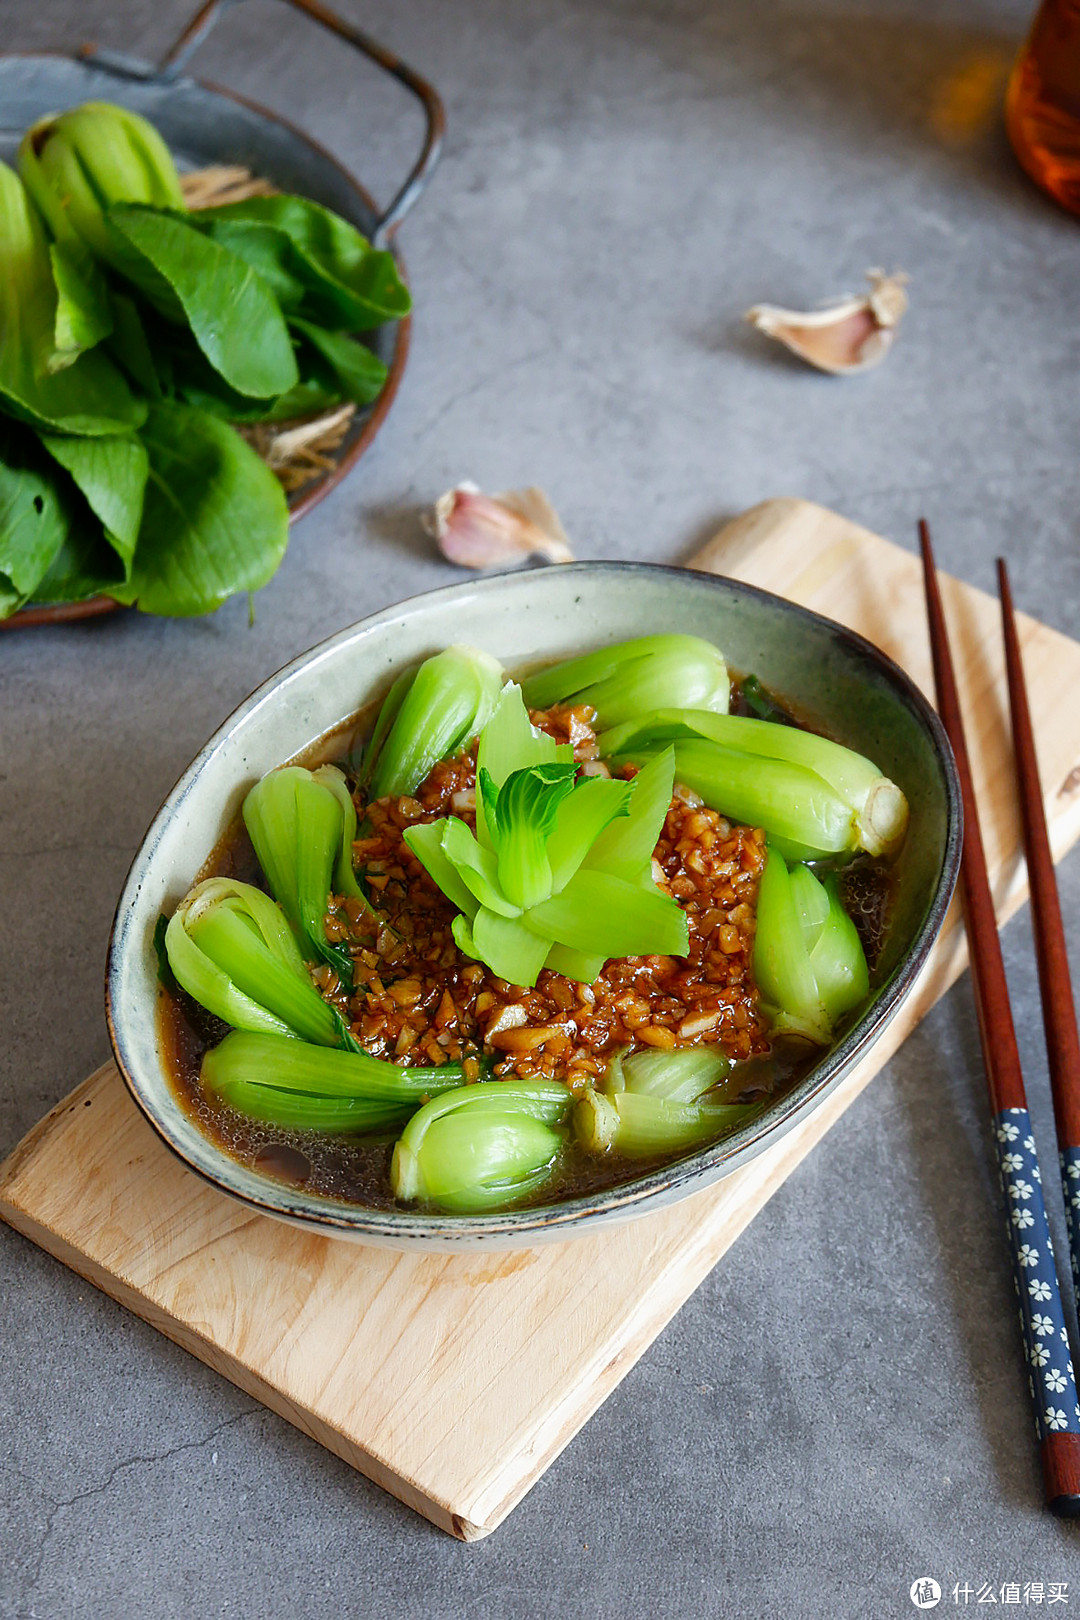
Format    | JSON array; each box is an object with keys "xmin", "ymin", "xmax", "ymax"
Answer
[{"xmin": 995, "ymin": 1109, "xmax": 1080, "ymax": 1440}]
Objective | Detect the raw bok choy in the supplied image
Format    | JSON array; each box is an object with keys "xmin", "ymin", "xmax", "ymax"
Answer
[
  {"xmin": 402, "ymin": 684, "xmax": 688, "ymax": 986},
  {"xmin": 1, "ymin": 100, "xmax": 410, "ymax": 618}
]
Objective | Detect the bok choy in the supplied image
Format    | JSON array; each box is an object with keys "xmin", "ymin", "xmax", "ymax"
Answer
[
  {"xmin": 599, "ymin": 708, "xmax": 908, "ymax": 859},
  {"xmin": 603, "ymin": 1045, "xmax": 733, "ymax": 1102},
  {"xmin": 0, "ymin": 100, "xmax": 411, "ymax": 619},
  {"xmin": 363, "ymin": 645, "xmax": 505, "ymax": 801},
  {"xmin": 752, "ymin": 846, "xmax": 869, "ymax": 1044},
  {"xmin": 580, "ymin": 1046, "xmax": 749, "ymax": 1157},
  {"xmin": 391, "ymin": 1080, "xmax": 572, "ymax": 1212},
  {"xmin": 242, "ymin": 765, "xmax": 365, "ymax": 985},
  {"xmin": 520, "ymin": 634, "xmax": 730, "ymax": 725},
  {"xmin": 165, "ymin": 877, "xmax": 356, "ymax": 1048},
  {"xmin": 201, "ymin": 1029, "xmax": 468, "ymax": 1132},
  {"xmin": 19, "ymin": 101, "xmax": 186, "ymax": 272},
  {"xmin": 403, "ymin": 686, "xmax": 687, "ymax": 986},
  {"xmin": 575, "ymin": 1088, "xmax": 751, "ymax": 1158},
  {"xmin": 0, "ymin": 160, "xmax": 144, "ymax": 436}
]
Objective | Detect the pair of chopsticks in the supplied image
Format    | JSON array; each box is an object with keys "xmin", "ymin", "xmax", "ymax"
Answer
[{"xmin": 920, "ymin": 521, "xmax": 1080, "ymax": 1516}]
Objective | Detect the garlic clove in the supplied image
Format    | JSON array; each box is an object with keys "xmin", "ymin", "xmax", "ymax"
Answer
[
  {"xmin": 745, "ymin": 270, "xmax": 909, "ymax": 375},
  {"xmin": 426, "ymin": 481, "xmax": 574, "ymax": 570}
]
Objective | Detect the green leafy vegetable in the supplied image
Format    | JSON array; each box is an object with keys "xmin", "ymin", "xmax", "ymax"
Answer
[
  {"xmin": 611, "ymin": 740, "xmax": 856, "ymax": 864},
  {"xmin": 391, "ymin": 1080, "xmax": 571, "ymax": 1212},
  {"xmin": 40, "ymin": 430, "xmax": 147, "ymax": 576},
  {"xmin": 488, "ymin": 760, "xmax": 579, "ymax": 908},
  {"xmin": 107, "ymin": 402, "xmax": 288, "ymax": 616},
  {"xmin": 403, "ymin": 687, "xmax": 687, "ymax": 986},
  {"xmin": 580, "ymin": 749, "xmax": 674, "ymax": 883},
  {"xmin": 190, "ymin": 194, "xmax": 411, "ymax": 331},
  {"xmin": 201, "ymin": 1029, "xmax": 466, "ymax": 1133},
  {"xmin": 752, "ymin": 846, "xmax": 869, "ymax": 1044},
  {"xmin": 105, "ymin": 206, "xmax": 299, "ymax": 399},
  {"xmin": 48, "ymin": 243, "xmax": 113, "ymax": 370},
  {"xmin": 599, "ymin": 708, "xmax": 908, "ymax": 859},
  {"xmin": 186, "ymin": 317, "xmax": 389, "ymax": 424},
  {"xmin": 575, "ymin": 1088, "xmax": 751, "ymax": 1158},
  {"xmin": 1, "ymin": 100, "xmax": 411, "ymax": 620},
  {"xmin": 18, "ymin": 100, "xmax": 186, "ymax": 270},
  {"xmin": 105, "ymin": 292, "xmax": 162, "ymax": 397},
  {"xmin": 284, "ymin": 318, "xmax": 388, "ymax": 407},
  {"xmin": 165, "ymin": 877, "xmax": 356, "ymax": 1048},
  {"xmin": 0, "ymin": 160, "xmax": 145, "ymax": 436},
  {"xmin": 0, "ymin": 419, "xmax": 145, "ymax": 613},
  {"xmin": 0, "ymin": 425, "xmax": 74, "ymax": 612},
  {"xmin": 521, "ymin": 634, "xmax": 730, "ymax": 724},
  {"xmin": 311, "ymin": 765, "xmax": 366, "ymax": 903},
  {"xmin": 25, "ymin": 526, "xmax": 125, "ymax": 605},
  {"xmin": 604, "ymin": 1045, "xmax": 733, "ymax": 1103},
  {"xmin": 525, "ymin": 868, "xmax": 688, "ymax": 958},
  {"xmin": 242, "ymin": 764, "xmax": 367, "ymax": 983},
  {"xmin": 473, "ymin": 680, "xmax": 568, "ymax": 842},
  {"xmin": 365, "ymin": 646, "xmax": 505, "ymax": 801}
]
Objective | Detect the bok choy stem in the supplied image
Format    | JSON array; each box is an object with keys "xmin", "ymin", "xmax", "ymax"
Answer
[
  {"xmin": 610, "ymin": 741, "xmax": 856, "ymax": 863},
  {"xmin": 605, "ymin": 1045, "xmax": 734, "ymax": 1103},
  {"xmin": 364, "ymin": 645, "xmax": 504, "ymax": 802},
  {"xmin": 19, "ymin": 101, "xmax": 186, "ymax": 272},
  {"xmin": 752, "ymin": 846, "xmax": 869, "ymax": 1044},
  {"xmin": 391, "ymin": 1080, "xmax": 571, "ymax": 1212},
  {"xmin": 242, "ymin": 765, "xmax": 365, "ymax": 985},
  {"xmin": 165, "ymin": 877, "xmax": 354, "ymax": 1048},
  {"xmin": 201, "ymin": 1029, "xmax": 467, "ymax": 1132},
  {"xmin": 520, "ymin": 634, "xmax": 730, "ymax": 724},
  {"xmin": 575, "ymin": 1088, "xmax": 751, "ymax": 1158},
  {"xmin": 598, "ymin": 708, "xmax": 907, "ymax": 858}
]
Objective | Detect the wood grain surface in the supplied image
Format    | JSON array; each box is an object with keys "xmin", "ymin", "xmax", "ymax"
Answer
[{"xmin": 5, "ymin": 497, "xmax": 1080, "ymax": 1540}]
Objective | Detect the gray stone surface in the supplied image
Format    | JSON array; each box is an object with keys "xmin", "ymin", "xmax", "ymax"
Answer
[{"xmin": 3, "ymin": 0, "xmax": 1080, "ymax": 1613}]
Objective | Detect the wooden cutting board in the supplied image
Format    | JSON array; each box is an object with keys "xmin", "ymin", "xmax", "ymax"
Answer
[{"xmin": 6, "ymin": 497, "xmax": 1080, "ymax": 1541}]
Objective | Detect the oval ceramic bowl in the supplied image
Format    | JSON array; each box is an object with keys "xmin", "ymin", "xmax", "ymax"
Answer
[{"xmin": 107, "ymin": 563, "xmax": 961, "ymax": 1250}]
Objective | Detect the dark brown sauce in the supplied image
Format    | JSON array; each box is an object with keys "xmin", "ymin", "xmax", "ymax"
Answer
[{"xmin": 157, "ymin": 675, "xmax": 895, "ymax": 1213}]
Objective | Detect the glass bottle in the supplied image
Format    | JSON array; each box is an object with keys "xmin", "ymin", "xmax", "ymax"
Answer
[{"xmin": 1006, "ymin": 0, "xmax": 1080, "ymax": 215}]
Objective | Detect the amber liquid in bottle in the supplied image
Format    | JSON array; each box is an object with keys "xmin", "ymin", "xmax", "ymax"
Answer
[{"xmin": 1007, "ymin": 0, "xmax": 1080, "ymax": 215}]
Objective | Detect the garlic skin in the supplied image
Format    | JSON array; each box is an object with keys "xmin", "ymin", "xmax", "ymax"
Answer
[
  {"xmin": 427, "ymin": 482, "xmax": 574, "ymax": 570},
  {"xmin": 745, "ymin": 270, "xmax": 909, "ymax": 375}
]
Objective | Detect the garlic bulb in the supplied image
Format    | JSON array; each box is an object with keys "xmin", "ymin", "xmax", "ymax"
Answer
[
  {"xmin": 426, "ymin": 482, "xmax": 574, "ymax": 570},
  {"xmin": 745, "ymin": 270, "xmax": 909, "ymax": 375}
]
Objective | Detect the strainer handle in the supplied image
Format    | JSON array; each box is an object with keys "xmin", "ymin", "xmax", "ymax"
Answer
[{"xmin": 156, "ymin": 0, "xmax": 444, "ymax": 242}]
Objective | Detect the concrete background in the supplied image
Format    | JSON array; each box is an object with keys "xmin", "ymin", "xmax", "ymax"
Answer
[{"xmin": 4, "ymin": 0, "xmax": 1080, "ymax": 1613}]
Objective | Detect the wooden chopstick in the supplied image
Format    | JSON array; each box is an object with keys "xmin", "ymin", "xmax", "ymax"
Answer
[
  {"xmin": 919, "ymin": 519, "xmax": 1080, "ymax": 1516},
  {"xmin": 999, "ymin": 558, "xmax": 1080, "ymax": 1300}
]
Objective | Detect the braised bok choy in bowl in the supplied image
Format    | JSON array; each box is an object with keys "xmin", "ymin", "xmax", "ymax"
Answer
[{"xmin": 107, "ymin": 563, "xmax": 961, "ymax": 1247}]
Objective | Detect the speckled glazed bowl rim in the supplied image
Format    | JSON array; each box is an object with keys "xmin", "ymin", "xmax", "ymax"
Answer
[{"xmin": 106, "ymin": 563, "xmax": 962, "ymax": 1248}]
